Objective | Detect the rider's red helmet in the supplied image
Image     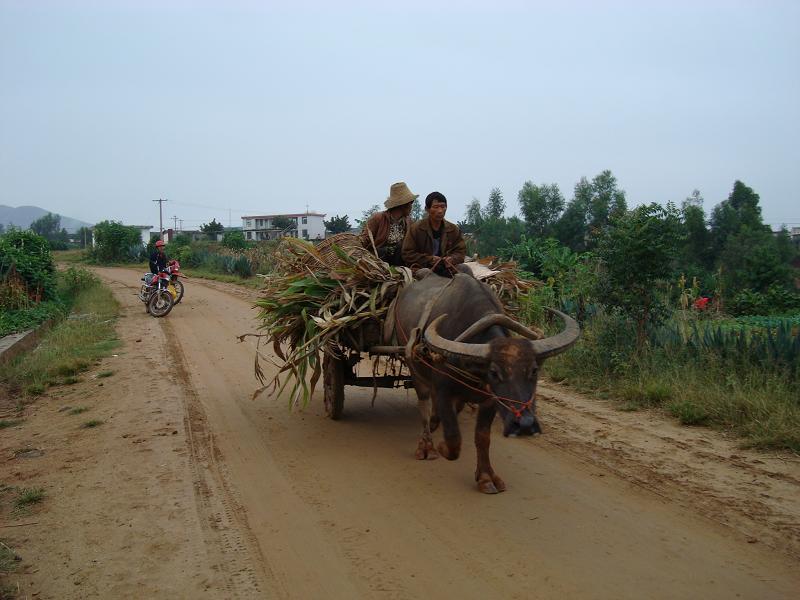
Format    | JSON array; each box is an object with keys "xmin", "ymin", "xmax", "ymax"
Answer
[{"xmin": 155, "ymin": 240, "xmax": 165, "ymax": 248}]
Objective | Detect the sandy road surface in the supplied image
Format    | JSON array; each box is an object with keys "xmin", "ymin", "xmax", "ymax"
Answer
[{"xmin": 3, "ymin": 266, "xmax": 799, "ymax": 599}]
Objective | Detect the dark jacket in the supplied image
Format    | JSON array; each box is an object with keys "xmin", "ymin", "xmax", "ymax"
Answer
[
  {"xmin": 401, "ymin": 218, "xmax": 466, "ymax": 269},
  {"xmin": 149, "ymin": 250, "xmax": 168, "ymax": 274}
]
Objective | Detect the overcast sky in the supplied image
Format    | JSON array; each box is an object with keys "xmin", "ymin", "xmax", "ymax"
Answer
[{"xmin": 1, "ymin": 0, "xmax": 798, "ymax": 231}]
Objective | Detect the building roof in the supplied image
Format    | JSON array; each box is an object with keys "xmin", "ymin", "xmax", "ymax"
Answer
[{"xmin": 242, "ymin": 213, "xmax": 326, "ymax": 219}]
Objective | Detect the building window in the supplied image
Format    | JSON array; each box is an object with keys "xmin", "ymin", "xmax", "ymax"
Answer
[
  {"xmin": 246, "ymin": 220, "xmax": 252, "ymax": 228},
  {"xmin": 302, "ymin": 229, "xmax": 308, "ymax": 239},
  {"xmin": 302, "ymin": 216, "xmax": 308, "ymax": 224},
  {"xmin": 247, "ymin": 231, "xmax": 252, "ymax": 240}
]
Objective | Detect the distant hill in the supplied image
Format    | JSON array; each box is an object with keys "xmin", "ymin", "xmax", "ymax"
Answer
[{"xmin": 0, "ymin": 205, "xmax": 92, "ymax": 233}]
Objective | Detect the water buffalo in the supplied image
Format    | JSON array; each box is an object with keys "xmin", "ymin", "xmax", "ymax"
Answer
[{"xmin": 394, "ymin": 272, "xmax": 580, "ymax": 493}]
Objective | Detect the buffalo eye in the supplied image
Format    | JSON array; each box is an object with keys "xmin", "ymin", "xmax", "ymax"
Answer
[
  {"xmin": 488, "ymin": 364, "xmax": 503, "ymax": 383},
  {"xmin": 528, "ymin": 365, "xmax": 539, "ymax": 379}
]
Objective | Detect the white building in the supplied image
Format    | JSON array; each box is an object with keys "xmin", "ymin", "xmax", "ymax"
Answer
[
  {"xmin": 241, "ymin": 213, "xmax": 326, "ymax": 241},
  {"xmin": 133, "ymin": 225, "xmax": 154, "ymax": 245}
]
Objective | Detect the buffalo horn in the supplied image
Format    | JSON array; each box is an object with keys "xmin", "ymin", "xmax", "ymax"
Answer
[
  {"xmin": 529, "ymin": 308, "xmax": 581, "ymax": 359},
  {"xmin": 423, "ymin": 314, "xmax": 490, "ymax": 362},
  {"xmin": 454, "ymin": 314, "xmax": 544, "ymax": 342}
]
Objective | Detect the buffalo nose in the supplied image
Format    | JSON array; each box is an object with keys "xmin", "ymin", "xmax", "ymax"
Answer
[{"xmin": 518, "ymin": 414, "xmax": 535, "ymax": 433}]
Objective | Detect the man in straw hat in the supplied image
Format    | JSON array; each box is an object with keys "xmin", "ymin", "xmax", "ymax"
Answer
[
  {"xmin": 402, "ymin": 191, "xmax": 466, "ymax": 277},
  {"xmin": 360, "ymin": 181, "xmax": 417, "ymax": 266}
]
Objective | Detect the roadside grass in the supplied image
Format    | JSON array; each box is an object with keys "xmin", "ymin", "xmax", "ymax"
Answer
[
  {"xmin": 97, "ymin": 370, "xmax": 114, "ymax": 378},
  {"xmin": 0, "ymin": 276, "xmax": 119, "ymax": 403},
  {"xmin": 81, "ymin": 419, "xmax": 104, "ymax": 428},
  {"xmin": 0, "ymin": 420, "xmax": 22, "ymax": 429},
  {"xmin": 182, "ymin": 268, "xmax": 263, "ymax": 289},
  {"xmin": 13, "ymin": 487, "xmax": 45, "ymax": 511},
  {"xmin": 0, "ymin": 540, "xmax": 19, "ymax": 573},
  {"xmin": 68, "ymin": 407, "xmax": 88, "ymax": 415},
  {"xmin": 52, "ymin": 249, "xmax": 88, "ymax": 263},
  {"xmin": 545, "ymin": 314, "xmax": 800, "ymax": 453}
]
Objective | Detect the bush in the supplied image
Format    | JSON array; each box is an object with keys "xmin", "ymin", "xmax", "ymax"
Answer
[
  {"xmin": 91, "ymin": 221, "xmax": 143, "ymax": 262},
  {"xmin": 222, "ymin": 231, "xmax": 247, "ymax": 250},
  {"xmin": 0, "ymin": 230, "xmax": 57, "ymax": 306}
]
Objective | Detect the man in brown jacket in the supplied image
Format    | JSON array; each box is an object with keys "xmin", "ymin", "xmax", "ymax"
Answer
[{"xmin": 402, "ymin": 191, "xmax": 466, "ymax": 276}]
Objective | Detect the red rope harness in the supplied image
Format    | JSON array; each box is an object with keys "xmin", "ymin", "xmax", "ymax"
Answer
[{"xmin": 394, "ymin": 306, "xmax": 533, "ymax": 418}]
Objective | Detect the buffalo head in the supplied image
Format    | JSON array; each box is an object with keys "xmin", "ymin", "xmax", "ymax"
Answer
[{"xmin": 423, "ymin": 309, "xmax": 580, "ymax": 437}]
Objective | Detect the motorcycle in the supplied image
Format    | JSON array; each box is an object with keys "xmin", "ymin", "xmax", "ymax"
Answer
[
  {"xmin": 138, "ymin": 268, "xmax": 176, "ymax": 317},
  {"xmin": 167, "ymin": 259, "xmax": 185, "ymax": 304}
]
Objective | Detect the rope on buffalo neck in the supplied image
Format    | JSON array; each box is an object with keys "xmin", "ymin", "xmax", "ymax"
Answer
[{"xmin": 395, "ymin": 309, "xmax": 533, "ymax": 418}]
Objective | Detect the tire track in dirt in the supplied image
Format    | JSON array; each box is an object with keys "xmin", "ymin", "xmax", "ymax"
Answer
[{"xmin": 160, "ymin": 317, "xmax": 277, "ymax": 598}]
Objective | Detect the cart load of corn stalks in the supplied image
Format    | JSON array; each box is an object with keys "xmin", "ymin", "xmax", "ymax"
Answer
[{"xmin": 248, "ymin": 233, "xmax": 538, "ymax": 408}]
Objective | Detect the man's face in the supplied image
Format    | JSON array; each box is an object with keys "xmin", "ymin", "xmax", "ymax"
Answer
[{"xmin": 428, "ymin": 201, "xmax": 447, "ymax": 223}]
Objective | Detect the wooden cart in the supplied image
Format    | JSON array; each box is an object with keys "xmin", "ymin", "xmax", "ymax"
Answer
[{"xmin": 321, "ymin": 317, "xmax": 413, "ymax": 419}]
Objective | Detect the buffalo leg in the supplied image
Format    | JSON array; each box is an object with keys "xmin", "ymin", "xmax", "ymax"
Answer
[
  {"xmin": 436, "ymin": 394, "xmax": 462, "ymax": 461},
  {"xmin": 414, "ymin": 396, "xmax": 438, "ymax": 460},
  {"xmin": 474, "ymin": 404, "xmax": 506, "ymax": 494},
  {"xmin": 411, "ymin": 372, "xmax": 438, "ymax": 460}
]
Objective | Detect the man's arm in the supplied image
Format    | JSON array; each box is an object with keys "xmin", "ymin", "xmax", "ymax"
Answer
[{"xmin": 444, "ymin": 225, "xmax": 466, "ymax": 265}]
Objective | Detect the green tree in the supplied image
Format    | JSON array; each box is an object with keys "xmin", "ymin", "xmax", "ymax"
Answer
[
  {"xmin": 518, "ymin": 181, "xmax": 565, "ymax": 238},
  {"xmin": 411, "ymin": 198, "xmax": 422, "ymax": 221},
  {"xmin": 596, "ymin": 203, "xmax": 682, "ymax": 349},
  {"xmin": 222, "ymin": 230, "xmax": 247, "ymax": 249},
  {"xmin": 0, "ymin": 223, "xmax": 5, "ymax": 235},
  {"xmin": 29, "ymin": 213, "xmax": 61, "ymax": 240},
  {"xmin": 483, "ymin": 188, "xmax": 506, "ymax": 220},
  {"xmin": 719, "ymin": 227, "xmax": 792, "ymax": 294},
  {"xmin": 679, "ymin": 190, "xmax": 713, "ymax": 276},
  {"xmin": 710, "ymin": 180, "xmax": 768, "ymax": 255},
  {"xmin": 587, "ymin": 170, "xmax": 627, "ymax": 241},
  {"xmin": 323, "ymin": 214, "xmax": 351, "ymax": 234},
  {"xmin": 200, "ymin": 218, "xmax": 225, "ymax": 240},
  {"xmin": 91, "ymin": 221, "xmax": 143, "ymax": 262},
  {"xmin": 554, "ymin": 177, "xmax": 592, "ymax": 251},
  {"xmin": 474, "ymin": 216, "xmax": 525, "ymax": 258}
]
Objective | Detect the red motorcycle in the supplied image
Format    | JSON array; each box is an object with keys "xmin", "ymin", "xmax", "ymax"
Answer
[
  {"xmin": 139, "ymin": 269, "xmax": 175, "ymax": 317},
  {"xmin": 167, "ymin": 259, "xmax": 185, "ymax": 304}
]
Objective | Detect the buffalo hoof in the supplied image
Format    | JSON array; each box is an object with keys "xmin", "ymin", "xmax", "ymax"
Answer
[
  {"xmin": 437, "ymin": 441, "xmax": 460, "ymax": 461},
  {"xmin": 477, "ymin": 472, "xmax": 506, "ymax": 494},
  {"xmin": 415, "ymin": 438, "xmax": 439, "ymax": 460}
]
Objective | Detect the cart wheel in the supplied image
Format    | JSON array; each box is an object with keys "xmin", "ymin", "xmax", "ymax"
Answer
[{"xmin": 323, "ymin": 353, "xmax": 345, "ymax": 420}]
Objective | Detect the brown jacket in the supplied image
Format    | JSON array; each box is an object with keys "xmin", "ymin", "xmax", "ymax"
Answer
[
  {"xmin": 359, "ymin": 211, "xmax": 412, "ymax": 250},
  {"xmin": 402, "ymin": 218, "xmax": 466, "ymax": 268}
]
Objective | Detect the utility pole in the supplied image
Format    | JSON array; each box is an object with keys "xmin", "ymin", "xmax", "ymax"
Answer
[
  {"xmin": 179, "ymin": 219, "xmax": 184, "ymax": 231},
  {"xmin": 153, "ymin": 198, "xmax": 168, "ymax": 239},
  {"xmin": 172, "ymin": 215, "xmax": 178, "ymax": 231}
]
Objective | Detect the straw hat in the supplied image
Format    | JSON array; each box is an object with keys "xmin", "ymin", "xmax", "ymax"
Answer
[{"xmin": 385, "ymin": 182, "xmax": 418, "ymax": 209}]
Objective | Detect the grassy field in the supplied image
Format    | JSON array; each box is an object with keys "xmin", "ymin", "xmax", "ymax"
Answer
[
  {"xmin": 543, "ymin": 311, "xmax": 800, "ymax": 452},
  {"xmin": 0, "ymin": 270, "xmax": 119, "ymax": 404}
]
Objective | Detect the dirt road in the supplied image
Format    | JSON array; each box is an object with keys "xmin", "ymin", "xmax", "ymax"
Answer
[{"xmin": 3, "ymin": 267, "xmax": 799, "ymax": 599}]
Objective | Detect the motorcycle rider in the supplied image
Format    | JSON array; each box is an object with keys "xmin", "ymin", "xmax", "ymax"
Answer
[{"xmin": 149, "ymin": 239, "xmax": 168, "ymax": 282}]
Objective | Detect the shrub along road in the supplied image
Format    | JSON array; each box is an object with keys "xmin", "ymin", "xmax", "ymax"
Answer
[{"xmin": 2, "ymin": 267, "xmax": 799, "ymax": 598}]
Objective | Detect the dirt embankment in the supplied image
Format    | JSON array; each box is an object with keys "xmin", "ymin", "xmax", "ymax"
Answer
[{"xmin": 1, "ymin": 267, "xmax": 798, "ymax": 599}]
